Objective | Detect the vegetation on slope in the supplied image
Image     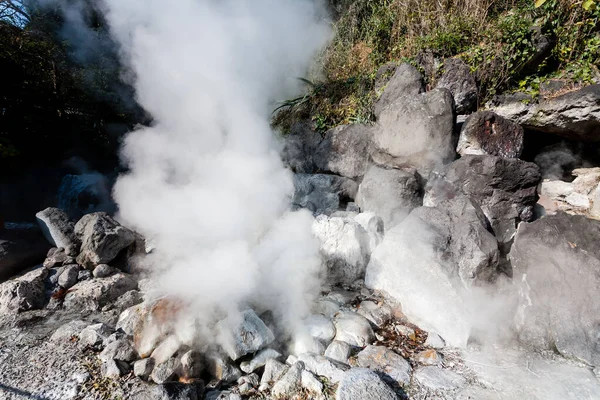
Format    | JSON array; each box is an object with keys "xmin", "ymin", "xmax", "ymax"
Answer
[{"xmin": 274, "ymin": 0, "xmax": 600, "ymax": 133}]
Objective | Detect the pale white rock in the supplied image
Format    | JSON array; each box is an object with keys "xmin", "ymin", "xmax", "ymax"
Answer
[
  {"xmin": 216, "ymin": 309, "xmax": 274, "ymax": 361},
  {"xmin": 150, "ymin": 335, "xmax": 181, "ymax": 365},
  {"xmin": 305, "ymin": 314, "xmax": 336, "ymax": 343},
  {"xmin": 353, "ymin": 212, "xmax": 385, "ymax": 251},
  {"xmin": 240, "ymin": 348, "xmax": 282, "ymax": 374},
  {"xmin": 301, "ymin": 370, "xmax": 324, "ymax": 395},
  {"xmin": 334, "ymin": 311, "xmax": 374, "ymax": 347},
  {"xmin": 325, "ymin": 340, "xmax": 352, "ymax": 364},
  {"xmin": 312, "ymin": 297, "xmax": 341, "ymax": 317},
  {"xmin": 425, "ymin": 332, "xmax": 446, "ymax": 349},
  {"xmin": 260, "ymin": 359, "xmax": 289, "ymax": 390},
  {"xmin": 272, "ymin": 361, "xmax": 304, "ymax": 398},
  {"xmin": 336, "ymin": 368, "xmax": 398, "ymax": 400},
  {"xmin": 133, "ymin": 358, "xmax": 155, "ymax": 380},
  {"xmin": 50, "ymin": 320, "xmax": 89, "ymax": 342},
  {"xmin": 312, "ymin": 215, "xmax": 372, "ymax": 285},
  {"xmin": 414, "ymin": 366, "xmax": 466, "ymax": 390},
  {"xmin": 297, "ymin": 353, "xmax": 349, "ymax": 383},
  {"xmin": 356, "ymin": 345, "xmax": 411, "ymax": 386},
  {"xmin": 356, "ymin": 300, "xmax": 393, "ymax": 328}
]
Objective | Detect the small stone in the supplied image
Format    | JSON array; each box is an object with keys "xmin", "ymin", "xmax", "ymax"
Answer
[
  {"xmin": 101, "ymin": 359, "xmax": 128, "ymax": 379},
  {"xmin": 58, "ymin": 265, "xmax": 79, "ymax": 289},
  {"xmin": 133, "ymin": 358, "xmax": 155, "ymax": 380},
  {"xmin": 240, "ymin": 348, "xmax": 281, "ymax": 374},
  {"xmin": 325, "ymin": 340, "xmax": 352, "ymax": 364},
  {"xmin": 99, "ymin": 338, "xmax": 138, "ymax": 362},
  {"xmin": 357, "ymin": 300, "xmax": 393, "ymax": 328},
  {"xmin": 356, "ymin": 345, "xmax": 411, "ymax": 386},
  {"xmin": 416, "ymin": 349, "xmax": 442, "ymax": 366},
  {"xmin": 272, "ymin": 361, "xmax": 304, "ymax": 397},
  {"xmin": 414, "ymin": 366, "xmax": 466, "ymax": 390},
  {"xmin": 78, "ymin": 323, "xmax": 113, "ymax": 350},
  {"xmin": 301, "ymin": 370, "xmax": 323, "ymax": 394},
  {"xmin": 336, "ymin": 368, "xmax": 397, "ymax": 400},
  {"xmin": 93, "ymin": 264, "xmax": 117, "ymax": 278},
  {"xmin": 151, "ymin": 357, "xmax": 181, "ymax": 384},
  {"xmin": 305, "ymin": 314, "xmax": 336, "ymax": 344},
  {"xmin": 50, "ymin": 320, "xmax": 89, "ymax": 342},
  {"xmin": 334, "ymin": 311, "xmax": 375, "ymax": 347},
  {"xmin": 425, "ymin": 332, "xmax": 446, "ymax": 349}
]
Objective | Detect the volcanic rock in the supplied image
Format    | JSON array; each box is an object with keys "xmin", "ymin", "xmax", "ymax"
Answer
[
  {"xmin": 457, "ymin": 111, "xmax": 524, "ymax": 158},
  {"xmin": 93, "ymin": 264, "xmax": 117, "ymax": 278},
  {"xmin": 436, "ymin": 58, "xmax": 477, "ymax": 114},
  {"xmin": 281, "ymin": 122, "xmax": 323, "ymax": 174},
  {"xmin": 134, "ymin": 358, "xmax": 155, "ymax": 381},
  {"xmin": 539, "ymin": 168, "xmax": 600, "ymax": 219},
  {"xmin": 63, "ymin": 273, "xmax": 138, "ymax": 311},
  {"xmin": 353, "ymin": 212, "xmax": 384, "ymax": 250},
  {"xmin": 293, "ymin": 173, "xmax": 358, "ymax": 216},
  {"xmin": 151, "ymin": 357, "xmax": 181, "ymax": 384},
  {"xmin": 58, "ymin": 264, "xmax": 79, "ymax": 289},
  {"xmin": 50, "ymin": 319, "xmax": 89, "ymax": 342},
  {"xmin": 336, "ymin": 368, "xmax": 398, "ymax": 400},
  {"xmin": 217, "ymin": 309, "xmax": 275, "ymax": 361},
  {"xmin": 272, "ymin": 361, "xmax": 304, "ymax": 398},
  {"xmin": 240, "ymin": 348, "xmax": 281, "ymax": 374},
  {"xmin": 314, "ymin": 124, "xmax": 373, "ymax": 179},
  {"xmin": 374, "ymin": 63, "xmax": 425, "ymax": 116},
  {"xmin": 305, "ymin": 313, "xmax": 336, "ymax": 344},
  {"xmin": 414, "ymin": 366, "xmax": 466, "ymax": 390},
  {"xmin": 35, "ymin": 207, "xmax": 79, "ymax": 254},
  {"xmin": 356, "ymin": 300, "xmax": 393, "ymax": 328},
  {"xmin": 297, "ymin": 353, "xmax": 349, "ymax": 383},
  {"xmin": 259, "ymin": 359, "xmax": 288, "ymax": 390},
  {"xmin": 0, "ymin": 267, "xmax": 48, "ymax": 314},
  {"xmin": 333, "ymin": 311, "xmax": 375, "ymax": 348},
  {"xmin": 325, "ymin": 340, "xmax": 352, "ymax": 364},
  {"xmin": 356, "ymin": 345, "xmax": 412, "ymax": 386},
  {"xmin": 99, "ymin": 338, "xmax": 138, "ymax": 362}
]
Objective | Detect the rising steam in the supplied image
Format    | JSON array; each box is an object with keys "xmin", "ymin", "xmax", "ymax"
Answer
[{"xmin": 100, "ymin": 0, "xmax": 330, "ymax": 344}]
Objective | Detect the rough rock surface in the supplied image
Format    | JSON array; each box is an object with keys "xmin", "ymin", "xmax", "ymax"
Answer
[
  {"xmin": 35, "ymin": 207, "xmax": 79, "ymax": 253},
  {"xmin": 457, "ymin": 111, "xmax": 524, "ymax": 158},
  {"xmin": 510, "ymin": 212, "xmax": 600, "ymax": 366},
  {"xmin": 333, "ymin": 311, "xmax": 374, "ymax": 347},
  {"xmin": 414, "ymin": 366, "xmax": 466, "ymax": 390},
  {"xmin": 425, "ymin": 155, "xmax": 541, "ymax": 244},
  {"xmin": 280, "ymin": 122, "xmax": 323, "ymax": 174},
  {"xmin": 487, "ymin": 84, "xmax": 600, "ymax": 141},
  {"xmin": 314, "ymin": 124, "xmax": 373, "ymax": 179},
  {"xmin": 436, "ymin": 58, "xmax": 477, "ymax": 114},
  {"xmin": 0, "ymin": 267, "xmax": 48, "ymax": 314},
  {"xmin": 356, "ymin": 165, "xmax": 423, "ymax": 228},
  {"xmin": 336, "ymin": 368, "xmax": 398, "ymax": 400},
  {"xmin": 325, "ymin": 340, "xmax": 352, "ymax": 364},
  {"xmin": 240, "ymin": 348, "xmax": 281, "ymax": 374},
  {"xmin": 374, "ymin": 63, "xmax": 425, "ymax": 116},
  {"xmin": 75, "ymin": 212, "xmax": 136, "ymax": 269},
  {"xmin": 356, "ymin": 345, "xmax": 412, "ymax": 386},
  {"xmin": 538, "ymin": 168, "xmax": 600, "ymax": 219},
  {"xmin": 312, "ymin": 215, "xmax": 371, "ymax": 285},
  {"xmin": 292, "ymin": 174, "xmax": 358, "ymax": 216},
  {"xmin": 217, "ymin": 309, "xmax": 275, "ymax": 361},
  {"xmin": 297, "ymin": 353, "xmax": 349, "ymax": 383},
  {"xmin": 63, "ymin": 273, "xmax": 138, "ymax": 311},
  {"xmin": 372, "ymin": 88, "xmax": 456, "ymax": 174}
]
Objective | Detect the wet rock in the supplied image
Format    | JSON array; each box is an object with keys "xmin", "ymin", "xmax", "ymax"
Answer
[
  {"xmin": 436, "ymin": 58, "xmax": 477, "ymax": 114},
  {"xmin": 63, "ymin": 273, "xmax": 138, "ymax": 311},
  {"xmin": 293, "ymin": 174, "xmax": 358, "ymax": 216},
  {"xmin": 259, "ymin": 358, "xmax": 288, "ymax": 390},
  {"xmin": 297, "ymin": 353, "xmax": 349, "ymax": 383},
  {"xmin": 305, "ymin": 314, "xmax": 336, "ymax": 344},
  {"xmin": 488, "ymin": 84, "xmax": 600, "ymax": 142},
  {"xmin": 356, "ymin": 345, "xmax": 411, "ymax": 386},
  {"xmin": 372, "ymin": 88, "xmax": 455, "ymax": 175},
  {"xmin": 99, "ymin": 338, "xmax": 138, "ymax": 362},
  {"xmin": 510, "ymin": 212, "xmax": 600, "ymax": 366},
  {"xmin": 425, "ymin": 155, "xmax": 541, "ymax": 244},
  {"xmin": 336, "ymin": 368, "xmax": 398, "ymax": 400},
  {"xmin": 75, "ymin": 212, "xmax": 136, "ymax": 269},
  {"xmin": 272, "ymin": 361, "xmax": 304, "ymax": 397},
  {"xmin": 217, "ymin": 309, "xmax": 274, "ymax": 361},
  {"xmin": 326, "ymin": 288, "xmax": 359, "ymax": 305},
  {"xmin": 58, "ymin": 264, "xmax": 79, "ymax": 289},
  {"xmin": 314, "ymin": 124, "xmax": 373, "ymax": 179},
  {"xmin": 35, "ymin": 207, "xmax": 79, "ymax": 254},
  {"xmin": 151, "ymin": 357, "xmax": 181, "ymax": 384},
  {"xmin": 93, "ymin": 264, "xmax": 117, "ymax": 278},
  {"xmin": 325, "ymin": 340, "xmax": 352, "ymax": 364},
  {"xmin": 281, "ymin": 122, "xmax": 323, "ymax": 174},
  {"xmin": 374, "ymin": 63, "xmax": 425, "ymax": 116},
  {"xmin": 356, "ymin": 300, "xmax": 393, "ymax": 328},
  {"xmin": 334, "ymin": 311, "xmax": 374, "ymax": 347},
  {"xmin": 50, "ymin": 320, "xmax": 89, "ymax": 342},
  {"xmin": 313, "ymin": 215, "xmax": 371, "ymax": 285},
  {"xmin": 414, "ymin": 366, "xmax": 466, "ymax": 390},
  {"xmin": 457, "ymin": 111, "xmax": 524, "ymax": 158},
  {"xmin": 356, "ymin": 165, "xmax": 423, "ymax": 229},
  {"xmin": 134, "ymin": 358, "xmax": 155, "ymax": 381},
  {"xmin": 240, "ymin": 348, "xmax": 281, "ymax": 374},
  {"xmin": 0, "ymin": 267, "xmax": 48, "ymax": 314},
  {"xmin": 301, "ymin": 370, "xmax": 324, "ymax": 395}
]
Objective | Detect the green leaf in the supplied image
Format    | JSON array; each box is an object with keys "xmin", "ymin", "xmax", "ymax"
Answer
[
  {"xmin": 582, "ymin": 0, "xmax": 596, "ymax": 10},
  {"xmin": 535, "ymin": 0, "xmax": 548, "ymax": 7}
]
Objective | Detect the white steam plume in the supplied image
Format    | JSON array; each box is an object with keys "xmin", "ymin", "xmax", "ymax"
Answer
[{"xmin": 100, "ymin": 0, "xmax": 330, "ymax": 343}]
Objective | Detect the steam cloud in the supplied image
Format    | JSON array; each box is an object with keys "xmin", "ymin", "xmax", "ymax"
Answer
[{"xmin": 100, "ymin": 0, "xmax": 330, "ymax": 346}]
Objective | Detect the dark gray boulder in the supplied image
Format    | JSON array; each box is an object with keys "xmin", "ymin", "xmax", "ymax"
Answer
[
  {"xmin": 436, "ymin": 58, "xmax": 477, "ymax": 114},
  {"xmin": 314, "ymin": 124, "xmax": 373, "ymax": 179},
  {"xmin": 487, "ymin": 84, "xmax": 600, "ymax": 142},
  {"xmin": 374, "ymin": 63, "xmax": 425, "ymax": 117},
  {"xmin": 356, "ymin": 165, "xmax": 423, "ymax": 229},
  {"xmin": 336, "ymin": 368, "xmax": 398, "ymax": 400},
  {"xmin": 457, "ymin": 111, "xmax": 524, "ymax": 158},
  {"xmin": 0, "ymin": 225, "xmax": 49, "ymax": 282},
  {"xmin": 75, "ymin": 212, "xmax": 136, "ymax": 269},
  {"xmin": 510, "ymin": 212, "xmax": 600, "ymax": 366},
  {"xmin": 372, "ymin": 88, "xmax": 456, "ymax": 175},
  {"xmin": 35, "ymin": 207, "xmax": 79, "ymax": 255},
  {"xmin": 425, "ymin": 155, "xmax": 541, "ymax": 244},
  {"xmin": 280, "ymin": 122, "xmax": 323, "ymax": 173},
  {"xmin": 292, "ymin": 174, "xmax": 358, "ymax": 215}
]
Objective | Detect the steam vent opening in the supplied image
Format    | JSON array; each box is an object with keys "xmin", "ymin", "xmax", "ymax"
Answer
[{"xmin": 1, "ymin": 1, "xmax": 600, "ymax": 399}]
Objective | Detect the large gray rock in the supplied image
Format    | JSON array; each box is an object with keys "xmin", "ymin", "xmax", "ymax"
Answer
[
  {"xmin": 457, "ymin": 111, "xmax": 524, "ymax": 158},
  {"xmin": 510, "ymin": 213, "xmax": 600, "ymax": 366},
  {"xmin": 487, "ymin": 84, "xmax": 600, "ymax": 141},
  {"xmin": 63, "ymin": 273, "xmax": 138, "ymax": 311},
  {"xmin": 151, "ymin": 357, "xmax": 181, "ymax": 384},
  {"xmin": 325, "ymin": 340, "xmax": 352, "ymax": 364},
  {"xmin": 372, "ymin": 88, "xmax": 456, "ymax": 174},
  {"xmin": 365, "ymin": 198, "xmax": 500, "ymax": 346},
  {"xmin": 374, "ymin": 63, "xmax": 425, "ymax": 116},
  {"xmin": 356, "ymin": 345, "xmax": 411, "ymax": 386},
  {"xmin": 333, "ymin": 311, "xmax": 374, "ymax": 347},
  {"xmin": 425, "ymin": 155, "xmax": 541, "ymax": 244},
  {"xmin": 314, "ymin": 124, "xmax": 373, "ymax": 179},
  {"xmin": 99, "ymin": 338, "xmax": 138, "ymax": 362},
  {"xmin": 355, "ymin": 165, "xmax": 423, "ymax": 228},
  {"xmin": 217, "ymin": 309, "xmax": 275, "ymax": 361},
  {"xmin": 0, "ymin": 267, "xmax": 48, "ymax": 314},
  {"xmin": 297, "ymin": 353, "xmax": 349, "ymax": 383},
  {"xmin": 75, "ymin": 212, "xmax": 136, "ymax": 269},
  {"xmin": 305, "ymin": 314, "xmax": 336, "ymax": 344},
  {"xmin": 293, "ymin": 174, "xmax": 358, "ymax": 215},
  {"xmin": 281, "ymin": 122, "xmax": 323, "ymax": 173},
  {"xmin": 436, "ymin": 58, "xmax": 477, "ymax": 114},
  {"xmin": 312, "ymin": 215, "xmax": 372, "ymax": 285},
  {"xmin": 35, "ymin": 207, "xmax": 79, "ymax": 254},
  {"xmin": 336, "ymin": 368, "xmax": 398, "ymax": 400},
  {"xmin": 0, "ymin": 225, "xmax": 49, "ymax": 282}
]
